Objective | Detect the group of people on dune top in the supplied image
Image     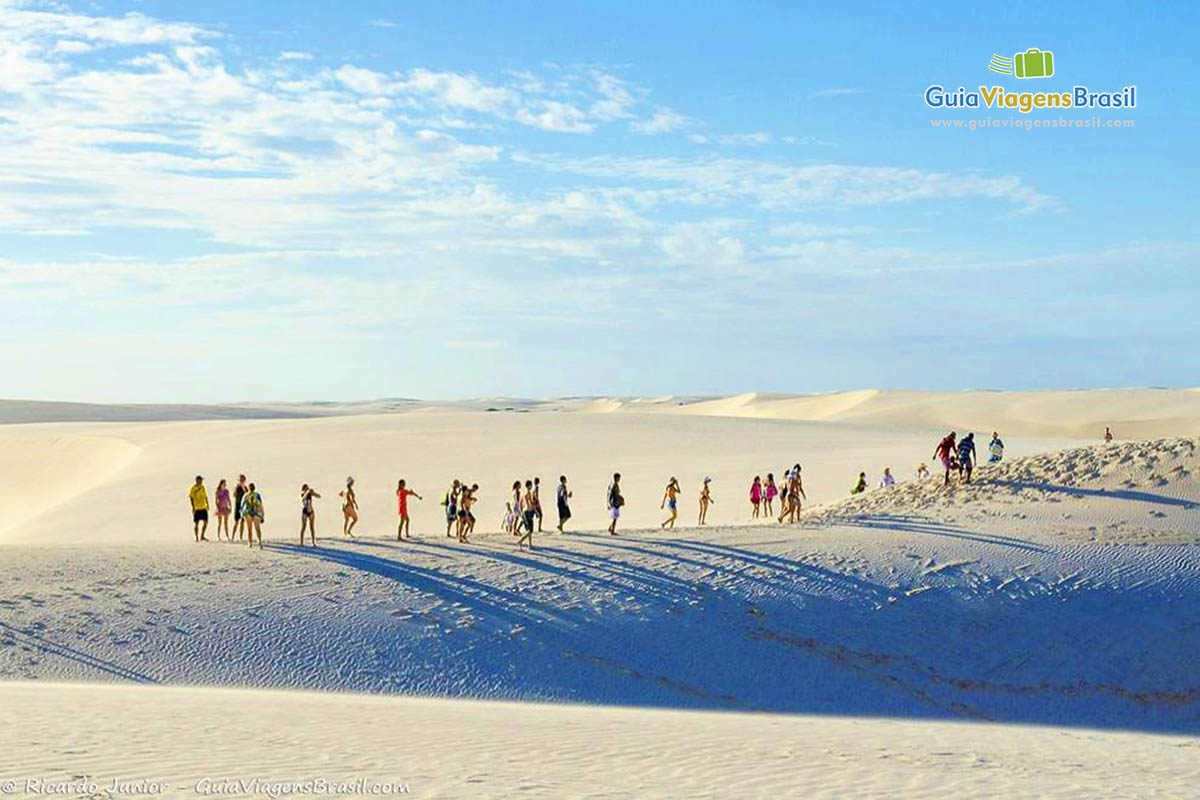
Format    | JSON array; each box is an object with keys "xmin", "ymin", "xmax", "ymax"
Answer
[{"xmin": 188, "ymin": 428, "xmax": 1138, "ymax": 544}]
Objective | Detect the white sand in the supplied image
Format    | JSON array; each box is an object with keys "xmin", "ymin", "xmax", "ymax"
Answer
[
  {"xmin": 2, "ymin": 682, "xmax": 1197, "ymax": 799},
  {"xmin": 1, "ymin": 389, "xmax": 1198, "ymax": 797}
]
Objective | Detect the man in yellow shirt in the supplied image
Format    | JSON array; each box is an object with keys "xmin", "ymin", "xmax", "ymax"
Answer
[{"xmin": 188, "ymin": 475, "xmax": 209, "ymax": 542}]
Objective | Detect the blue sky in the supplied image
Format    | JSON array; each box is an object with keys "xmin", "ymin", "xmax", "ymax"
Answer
[{"xmin": 0, "ymin": 0, "xmax": 1196, "ymax": 402}]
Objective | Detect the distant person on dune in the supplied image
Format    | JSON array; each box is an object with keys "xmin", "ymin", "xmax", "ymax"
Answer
[
  {"xmin": 1105, "ymin": 426, "xmax": 1114, "ymax": 443},
  {"xmin": 339, "ymin": 477, "xmax": 358, "ymax": 538},
  {"xmin": 851, "ymin": 472, "xmax": 867, "ymax": 495},
  {"xmin": 214, "ymin": 479, "xmax": 232, "ymax": 541},
  {"xmin": 750, "ymin": 476, "xmax": 762, "ymax": 519},
  {"xmin": 661, "ymin": 477, "xmax": 681, "ymax": 529},
  {"xmin": 934, "ymin": 432, "xmax": 957, "ymax": 486},
  {"xmin": 443, "ymin": 480, "xmax": 461, "ymax": 538},
  {"xmin": 188, "ymin": 475, "xmax": 209, "ymax": 542},
  {"xmin": 556, "ymin": 475, "xmax": 572, "ymax": 533},
  {"xmin": 763, "ymin": 473, "xmax": 778, "ymax": 515},
  {"xmin": 396, "ymin": 479, "xmax": 422, "ymax": 541},
  {"xmin": 517, "ymin": 480, "xmax": 537, "ymax": 551},
  {"xmin": 958, "ymin": 433, "xmax": 978, "ymax": 484},
  {"xmin": 989, "ymin": 432, "xmax": 1005, "ymax": 463},
  {"xmin": 242, "ymin": 483, "xmax": 264, "ymax": 548},
  {"xmin": 916, "ymin": 463, "xmax": 930, "ymax": 480},
  {"xmin": 879, "ymin": 468, "xmax": 895, "ymax": 488},
  {"xmin": 299, "ymin": 484, "xmax": 320, "ymax": 545},
  {"xmin": 607, "ymin": 473, "xmax": 623, "ymax": 535},
  {"xmin": 233, "ymin": 475, "xmax": 248, "ymax": 542},
  {"xmin": 699, "ymin": 477, "xmax": 714, "ymax": 525}
]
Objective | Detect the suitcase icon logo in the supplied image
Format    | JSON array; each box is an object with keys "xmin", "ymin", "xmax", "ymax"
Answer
[{"xmin": 988, "ymin": 48, "xmax": 1055, "ymax": 79}]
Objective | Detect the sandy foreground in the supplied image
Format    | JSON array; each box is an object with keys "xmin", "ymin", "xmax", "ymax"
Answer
[{"xmin": 1, "ymin": 390, "xmax": 1198, "ymax": 798}]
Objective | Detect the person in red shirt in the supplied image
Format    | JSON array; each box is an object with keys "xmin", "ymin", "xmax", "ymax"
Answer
[
  {"xmin": 933, "ymin": 432, "xmax": 957, "ymax": 486},
  {"xmin": 396, "ymin": 479, "xmax": 423, "ymax": 541}
]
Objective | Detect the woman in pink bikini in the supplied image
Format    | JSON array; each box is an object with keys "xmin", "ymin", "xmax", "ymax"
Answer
[
  {"xmin": 763, "ymin": 473, "xmax": 778, "ymax": 516},
  {"xmin": 214, "ymin": 479, "xmax": 232, "ymax": 540},
  {"xmin": 749, "ymin": 476, "xmax": 762, "ymax": 519}
]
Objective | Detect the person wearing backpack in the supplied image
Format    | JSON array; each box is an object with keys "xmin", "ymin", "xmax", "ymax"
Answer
[{"xmin": 607, "ymin": 473, "xmax": 624, "ymax": 535}]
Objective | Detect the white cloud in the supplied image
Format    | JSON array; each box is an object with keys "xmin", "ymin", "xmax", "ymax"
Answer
[
  {"xmin": 809, "ymin": 88, "xmax": 866, "ymax": 100},
  {"xmin": 630, "ymin": 107, "xmax": 690, "ymax": 135},
  {"xmin": 279, "ymin": 51, "xmax": 313, "ymax": 61},
  {"xmin": 717, "ymin": 132, "xmax": 772, "ymax": 146},
  {"xmin": 367, "ymin": 19, "xmax": 397, "ymax": 28}
]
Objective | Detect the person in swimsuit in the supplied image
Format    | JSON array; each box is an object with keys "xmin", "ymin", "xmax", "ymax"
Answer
[
  {"xmin": 444, "ymin": 480, "xmax": 461, "ymax": 538},
  {"xmin": 661, "ymin": 477, "xmax": 680, "ymax": 529},
  {"xmin": 517, "ymin": 480, "xmax": 537, "ymax": 551},
  {"xmin": 698, "ymin": 477, "xmax": 714, "ymax": 525},
  {"xmin": 300, "ymin": 484, "xmax": 321, "ymax": 545},
  {"xmin": 214, "ymin": 479, "xmax": 232, "ymax": 541},
  {"xmin": 556, "ymin": 475, "xmax": 572, "ymax": 533},
  {"xmin": 339, "ymin": 477, "xmax": 359, "ymax": 538},
  {"xmin": 188, "ymin": 475, "xmax": 209, "ymax": 542},
  {"xmin": 509, "ymin": 481, "xmax": 523, "ymax": 535},
  {"xmin": 233, "ymin": 474, "xmax": 248, "ymax": 542},
  {"xmin": 532, "ymin": 477, "xmax": 544, "ymax": 532},
  {"xmin": 607, "ymin": 473, "xmax": 623, "ymax": 535},
  {"xmin": 395, "ymin": 479, "xmax": 422, "ymax": 541},
  {"xmin": 458, "ymin": 484, "xmax": 479, "ymax": 542},
  {"xmin": 242, "ymin": 483, "xmax": 264, "ymax": 548},
  {"xmin": 749, "ymin": 476, "xmax": 762, "ymax": 519},
  {"xmin": 763, "ymin": 473, "xmax": 777, "ymax": 516}
]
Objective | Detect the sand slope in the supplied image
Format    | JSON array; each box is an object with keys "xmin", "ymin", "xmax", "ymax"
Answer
[{"xmin": 2, "ymin": 682, "xmax": 1197, "ymax": 799}]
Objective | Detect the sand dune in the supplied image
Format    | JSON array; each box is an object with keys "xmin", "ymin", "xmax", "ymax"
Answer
[{"xmin": 2, "ymin": 683, "xmax": 1196, "ymax": 799}]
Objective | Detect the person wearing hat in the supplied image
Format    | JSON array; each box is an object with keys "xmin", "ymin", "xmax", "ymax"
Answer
[
  {"xmin": 188, "ymin": 475, "xmax": 209, "ymax": 542},
  {"xmin": 339, "ymin": 476, "xmax": 359, "ymax": 537},
  {"xmin": 698, "ymin": 477, "xmax": 714, "ymax": 525}
]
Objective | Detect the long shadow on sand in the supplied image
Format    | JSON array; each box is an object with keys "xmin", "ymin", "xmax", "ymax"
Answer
[
  {"xmin": 0, "ymin": 620, "xmax": 157, "ymax": 683},
  {"xmin": 988, "ymin": 480, "xmax": 1200, "ymax": 509},
  {"xmin": 263, "ymin": 536, "xmax": 1200, "ymax": 734},
  {"xmin": 827, "ymin": 514, "xmax": 1050, "ymax": 553}
]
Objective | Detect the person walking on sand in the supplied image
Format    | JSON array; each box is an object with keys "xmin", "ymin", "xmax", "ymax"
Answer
[
  {"xmin": 459, "ymin": 483, "xmax": 479, "ymax": 542},
  {"xmin": 880, "ymin": 468, "xmax": 895, "ymax": 488},
  {"xmin": 958, "ymin": 433, "xmax": 978, "ymax": 484},
  {"xmin": 699, "ymin": 477, "xmax": 714, "ymax": 525},
  {"xmin": 300, "ymin": 484, "xmax": 320, "ymax": 545},
  {"xmin": 763, "ymin": 473, "xmax": 777, "ymax": 516},
  {"xmin": 750, "ymin": 476, "xmax": 762, "ymax": 519},
  {"xmin": 661, "ymin": 477, "xmax": 681, "ymax": 529},
  {"xmin": 556, "ymin": 475, "xmax": 572, "ymax": 533},
  {"xmin": 509, "ymin": 481, "xmax": 524, "ymax": 535},
  {"xmin": 188, "ymin": 475, "xmax": 209, "ymax": 542},
  {"xmin": 233, "ymin": 474, "xmax": 248, "ymax": 542},
  {"xmin": 395, "ymin": 479, "xmax": 422, "ymax": 541},
  {"xmin": 242, "ymin": 483, "xmax": 264, "ymax": 548},
  {"xmin": 1105, "ymin": 426, "xmax": 1114, "ymax": 443},
  {"xmin": 934, "ymin": 432, "xmax": 957, "ymax": 486},
  {"xmin": 517, "ymin": 480, "xmax": 537, "ymax": 551},
  {"xmin": 607, "ymin": 473, "xmax": 623, "ymax": 535},
  {"xmin": 443, "ymin": 480, "xmax": 461, "ymax": 538},
  {"xmin": 778, "ymin": 466, "xmax": 805, "ymax": 524},
  {"xmin": 339, "ymin": 477, "xmax": 359, "ymax": 538},
  {"xmin": 851, "ymin": 472, "xmax": 868, "ymax": 495},
  {"xmin": 214, "ymin": 479, "xmax": 232, "ymax": 540},
  {"xmin": 533, "ymin": 477, "xmax": 544, "ymax": 532}
]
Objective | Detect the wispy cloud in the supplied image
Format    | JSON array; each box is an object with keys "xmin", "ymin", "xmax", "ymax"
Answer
[
  {"xmin": 809, "ymin": 87, "xmax": 867, "ymax": 100},
  {"xmin": 367, "ymin": 19, "xmax": 397, "ymax": 28},
  {"xmin": 630, "ymin": 107, "xmax": 690, "ymax": 135}
]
